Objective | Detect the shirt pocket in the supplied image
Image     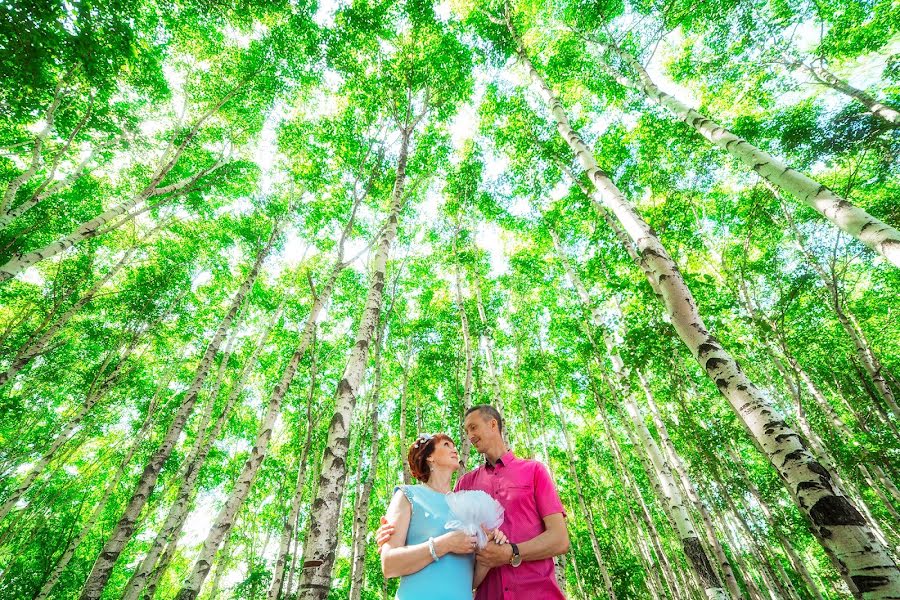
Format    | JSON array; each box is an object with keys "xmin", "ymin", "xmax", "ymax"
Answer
[{"xmin": 497, "ymin": 483, "xmax": 531, "ymax": 504}]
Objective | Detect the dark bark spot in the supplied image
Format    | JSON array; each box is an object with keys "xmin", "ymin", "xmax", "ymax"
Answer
[
  {"xmin": 775, "ymin": 433, "xmax": 802, "ymax": 444},
  {"xmin": 697, "ymin": 343, "xmax": 718, "ymax": 356},
  {"xmin": 809, "ymin": 495, "xmax": 866, "ymax": 527},
  {"xmin": 715, "ymin": 378, "xmax": 728, "ymax": 389},
  {"xmin": 819, "ymin": 527, "xmax": 832, "ymax": 538},
  {"xmin": 658, "ymin": 274, "xmax": 668, "ymax": 282},
  {"xmin": 303, "ymin": 560, "xmax": 324, "ymax": 568},
  {"xmin": 807, "ymin": 461, "xmax": 831, "ymax": 481},
  {"xmin": 763, "ymin": 419, "xmax": 786, "ymax": 435},
  {"xmin": 737, "ymin": 384, "xmax": 748, "ymax": 391},
  {"xmin": 682, "ymin": 536, "xmax": 721, "ymax": 588},
  {"xmin": 336, "ymin": 379, "xmax": 353, "ymax": 399},
  {"xmin": 797, "ymin": 481, "xmax": 825, "ymax": 492},
  {"xmin": 851, "ymin": 575, "xmax": 890, "ymax": 593},
  {"xmin": 784, "ymin": 450, "xmax": 805, "ymax": 463},
  {"xmin": 705, "ymin": 357, "xmax": 727, "ymax": 371}
]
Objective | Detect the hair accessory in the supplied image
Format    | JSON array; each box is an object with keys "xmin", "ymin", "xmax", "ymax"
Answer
[{"xmin": 413, "ymin": 433, "xmax": 434, "ymax": 449}]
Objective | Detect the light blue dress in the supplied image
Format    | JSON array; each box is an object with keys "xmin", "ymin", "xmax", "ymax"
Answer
[{"xmin": 395, "ymin": 484, "xmax": 474, "ymax": 600}]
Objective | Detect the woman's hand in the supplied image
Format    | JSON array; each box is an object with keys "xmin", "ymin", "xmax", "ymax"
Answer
[
  {"xmin": 489, "ymin": 528, "xmax": 508, "ymax": 545},
  {"xmin": 435, "ymin": 530, "xmax": 478, "ymax": 556}
]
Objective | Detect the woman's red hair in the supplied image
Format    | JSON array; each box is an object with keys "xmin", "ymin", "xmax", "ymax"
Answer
[{"xmin": 407, "ymin": 434, "xmax": 454, "ymax": 482}]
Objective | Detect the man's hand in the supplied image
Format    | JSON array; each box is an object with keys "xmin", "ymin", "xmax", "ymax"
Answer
[
  {"xmin": 375, "ymin": 516, "xmax": 396, "ymax": 551},
  {"xmin": 475, "ymin": 541, "xmax": 513, "ymax": 568}
]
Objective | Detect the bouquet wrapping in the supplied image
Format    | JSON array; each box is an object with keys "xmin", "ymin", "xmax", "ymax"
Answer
[{"xmin": 445, "ymin": 490, "xmax": 504, "ymax": 549}]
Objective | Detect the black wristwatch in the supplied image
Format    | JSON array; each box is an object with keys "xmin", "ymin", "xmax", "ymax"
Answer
[{"xmin": 509, "ymin": 543, "xmax": 522, "ymax": 567}]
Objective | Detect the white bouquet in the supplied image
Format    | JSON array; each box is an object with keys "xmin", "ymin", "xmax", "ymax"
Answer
[{"xmin": 445, "ymin": 490, "xmax": 505, "ymax": 549}]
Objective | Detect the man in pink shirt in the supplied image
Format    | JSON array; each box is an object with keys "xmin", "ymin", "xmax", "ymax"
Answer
[{"xmin": 378, "ymin": 405, "xmax": 570, "ymax": 599}]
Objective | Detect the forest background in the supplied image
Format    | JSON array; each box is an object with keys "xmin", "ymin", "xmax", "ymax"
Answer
[{"xmin": 0, "ymin": 0, "xmax": 898, "ymax": 598}]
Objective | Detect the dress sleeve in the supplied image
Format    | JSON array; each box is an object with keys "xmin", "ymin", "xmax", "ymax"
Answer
[
  {"xmin": 394, "ymin": 485, "xmax": 415, "ymax": 517},
  {"xmin": 533, "ymin": 462, "xmax": 566, "ymax": 518}
]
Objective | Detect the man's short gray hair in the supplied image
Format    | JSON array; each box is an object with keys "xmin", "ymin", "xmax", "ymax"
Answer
[{"xmin": 465, "ymin": 404, "xmax": 504, "ymax": 434}]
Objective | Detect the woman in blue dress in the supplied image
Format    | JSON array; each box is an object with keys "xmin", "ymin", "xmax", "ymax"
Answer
[{"xmin": 380, "ymin": 433, "xmax": 505, "ymax": 599}]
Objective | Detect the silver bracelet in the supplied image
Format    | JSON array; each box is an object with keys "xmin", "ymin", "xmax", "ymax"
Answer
[{"xmin": 427, "ymin": 537, "xmax": 439, "ymax": 562}]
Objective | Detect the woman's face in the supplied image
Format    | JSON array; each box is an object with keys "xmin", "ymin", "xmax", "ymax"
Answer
[{"xmin": 428, "ymin": 437, "xmax": 460, "ymax": 473}]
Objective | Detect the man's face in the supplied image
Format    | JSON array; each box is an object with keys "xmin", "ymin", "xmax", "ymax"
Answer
[{"xmin": 464, "ymin": 411, "xmax": 496, "ymax": 453}]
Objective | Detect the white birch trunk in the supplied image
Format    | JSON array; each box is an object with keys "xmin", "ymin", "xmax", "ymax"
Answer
[
  {"xmin": 349, "ymin": 323, "xmax": 384, "ymax": 600},
  {"xmin": 268, "ymin": 330, "xmax": 318, "ymax": 600},
  {"xmin": 473, "ymin": 276, "xmax": 504, "ymax": 411},
  {"xmin": 122, "ymin": 307, "xmax": 277, "ymax": 600},
  {"xmin": 33, "ymin": 367, "xmax": 174, "ymax": 600},
  {"xmin": 598, "ymin": 41, "xmax": 900, "ymax": 268},
  {"xmin": 174, "ymin": 278, "xmax": 333, "ymax": 600},
  {"xmin": 799, "ymin": 61, "xmax": 900, "ymax": 125},
  {"xmin": 399, "ymin": 337, "xmax": 413, "ymax": 485},
  {"xmin": 549, "ymin": 384, "xmax": 617, "ymax": 599},
  {"xmin": 512, "ymin": 28, "xmax": 900, "ymax": 596},
  {"xmin": 78, "ymin": 227, "xmax": 275, "ymax": 600},
  {"xmin": 296, "ymin": 127, "xmax": 410, "ymax": 600},
  {"xmin": 640, "ymin": 373, "xmax": 743, "ymax": 600}
]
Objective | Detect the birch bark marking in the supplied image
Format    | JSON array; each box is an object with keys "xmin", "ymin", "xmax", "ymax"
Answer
[
  {"xmin": 296, "ymin": 129, "xmax": 410, "ymax": 600},
  {"xmin": 507, "ymin": 23, "xmax": 900, "ymax": 596},
  {"xmin": 597, "ymin": 41, "xmax": 900, "ymax": 267},
  {"xmin": 78, "ymin": 226, "xmax": 277, "ymax": 600}
]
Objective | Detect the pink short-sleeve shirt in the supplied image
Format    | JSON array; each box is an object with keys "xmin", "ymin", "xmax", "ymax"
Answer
[{"xmin": 455, "ymin": 451, "xmax": 566, "ymax": 600}]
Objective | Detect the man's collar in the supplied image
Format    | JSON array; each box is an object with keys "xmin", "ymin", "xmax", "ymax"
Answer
[{"xmin": 486, "ymin": 449, "xmax": 515, "ymax": 469}]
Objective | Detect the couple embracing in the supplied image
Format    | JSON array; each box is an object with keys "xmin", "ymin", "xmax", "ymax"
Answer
[{"xmin": 378, "ymin": 405, "xmax": 570, "ymax": 599}]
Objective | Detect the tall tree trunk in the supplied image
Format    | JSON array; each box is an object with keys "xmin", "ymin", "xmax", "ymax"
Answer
[
  {"xmin": 453, "ymin": 225, "xmax": 474, "ymax": 471},
  {"xmin": 78, "ymin": 225, "xmax": 276, "ymax": 600},
  {"xmin": 268, "ymin": 331, "xmax": 319, "ymax": 600},
  {"xmin": 123, "ymin": 306, "xmax": 278, "ymax": 600},
  {"xmin": 591, "ymin": 375, "xmax": 682, "ymax": 599},
  {"xmin": 173, "ymin": 269, "xmax": 341, "ymax": 600},
  {"xmin": 551, "ymin": 227, "xmax": 728, "ymax": 597},
  {"xmin": 0, "ymin": 236, "xmax": 144, "ymax": 387},
  {"xmin": 296, "ymin": 126, "xmax": 410, "ymax": 600},
  {"xmin": 349, "ymin": 321, "xmax": 385, "ymax": 600},
  {"xmin": 0, "ymin": 77, "xmax": 246, "ymax": 282},
  {"xmin": 548, "ymin": 379, "xmax": 617, "ymax": 599},
  {"xmin": 472, "ymin": 275, "xmax": 504, "ymax": 411},
  {"xmin": 595, "ymin": 40, "xmax": 900, "ymax": 267},
  {"xmin": 33, "ymin": 367, "xmax": 175, "ymax": 600},
  {"xmin": 797, "ymin": 60, "xmax": 900, "ymax": 125},
  {"xmin": 640, "ymin": 373, "xmax": 744, "ymax": 599},
  {"xmin": 508, "ymin": 23, "xmax": 900, "ymax": 596},
  {"xmin": 399, "ymin": 337, "xmax": 413, "ymax": 485}
]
